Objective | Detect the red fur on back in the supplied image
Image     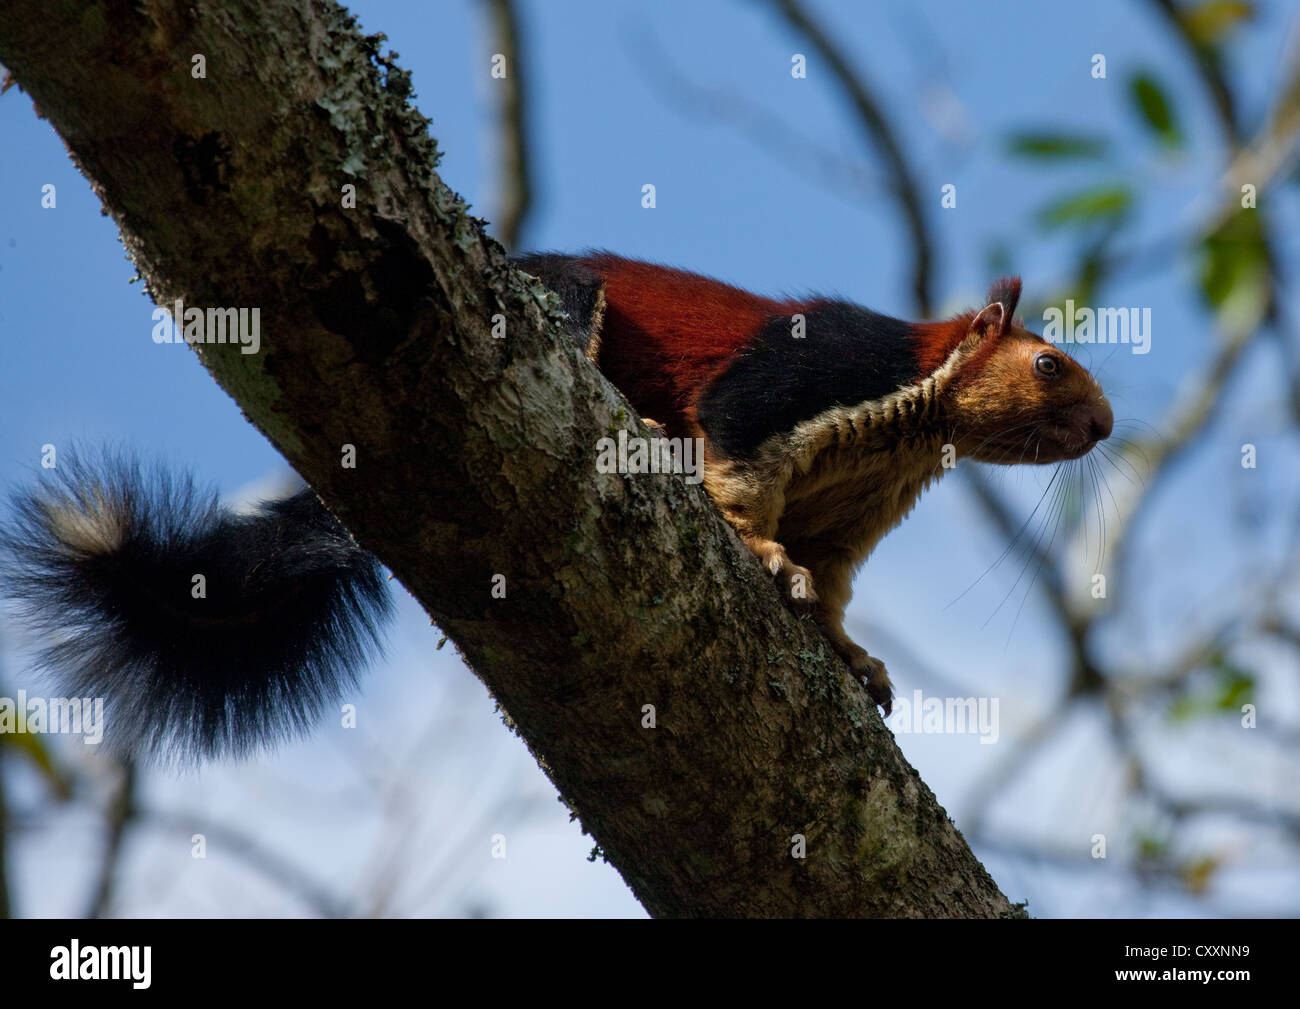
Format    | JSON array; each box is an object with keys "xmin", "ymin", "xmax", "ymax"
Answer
[
  {"xmin": 587, "ymin": 254, "xmax": 799, "ymax": 435},
  {"xmin": 910, "ymin": 313, "xmax": 975, "ymax": 378}
]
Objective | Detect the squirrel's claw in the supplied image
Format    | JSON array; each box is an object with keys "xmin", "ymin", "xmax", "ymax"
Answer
[{"xmin": 848, "ymin": 648, "xmax": 893, "ymax": 716}]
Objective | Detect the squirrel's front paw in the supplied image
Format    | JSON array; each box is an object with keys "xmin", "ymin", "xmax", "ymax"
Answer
[
  {"xmin": 760, "ymin": 546, "xmax": 818, "ymax": 609},
  {"xmin": 847, "ymin": 646, "xmax": 893, "ymax": 716}
]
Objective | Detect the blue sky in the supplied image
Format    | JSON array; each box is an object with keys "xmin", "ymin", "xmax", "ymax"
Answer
[{"xmin": 2, "ymin": 0, "xmax": 1297, "ymax": 917}]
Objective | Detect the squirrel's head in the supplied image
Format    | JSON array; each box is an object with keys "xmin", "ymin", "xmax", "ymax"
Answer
[{"xmin": 934, "ymin": 279, "xmax": 1113, "ymax": 465}]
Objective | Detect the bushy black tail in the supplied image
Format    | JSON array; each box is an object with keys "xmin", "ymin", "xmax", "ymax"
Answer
[{"xmin": 0, "ymin": 455, "xmax": 393, "ymax": 762}]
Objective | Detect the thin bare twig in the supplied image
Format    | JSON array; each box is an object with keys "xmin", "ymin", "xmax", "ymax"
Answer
[
  {"xmin": 629, "ymin": 32, "xmax": 884, "ymax": 206},
  {"xmin": 85, "ymin": 762, "xmax": 135, "ymax": 919},
  {"xmin": 766, "ymin": 0, "xmax": 935, "ymax": 314},
  {"xmin": 1146, "ymin": 0, "xmax": 1242, "ymax": 144},
  {"xmin": 483, "ymin": 0, "xmax": 532, "ymax": 250},
  {"xmin": 141, "ymin": 807, "xmax": 349, "ymax": 918}
]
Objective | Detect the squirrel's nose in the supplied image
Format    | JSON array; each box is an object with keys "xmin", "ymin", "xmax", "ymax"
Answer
[{"xmin": 1087, "ymin": 398, "xmax": 1114, "ymax": 442}]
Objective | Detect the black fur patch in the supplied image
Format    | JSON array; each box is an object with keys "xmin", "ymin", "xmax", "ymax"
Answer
[
  {"xmin": 0, "ymin": 453, "xmax": 393, "ymax": 763},
  {"xmin": 697, "ymin": 300, "xmax": 919, "ymax": 459},
  {"xmin": 512, "ymin": 253, "xmax": 605, "ymax": 356}
]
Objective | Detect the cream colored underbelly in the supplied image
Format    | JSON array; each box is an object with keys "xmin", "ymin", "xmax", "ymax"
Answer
[{"xmin": 777, "ymin": 450, "xmax": 940, "ymax": 558}]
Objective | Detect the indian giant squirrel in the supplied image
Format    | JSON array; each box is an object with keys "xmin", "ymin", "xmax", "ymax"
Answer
[{"xmin": 0, "ymin": 253, "xmax": 1113, "ymax": 759}]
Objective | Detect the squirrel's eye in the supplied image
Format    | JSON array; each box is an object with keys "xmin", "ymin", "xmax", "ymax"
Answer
[{"xmin": 1033, "ymin": 352, "xmax": 1061, "ymax": 378}]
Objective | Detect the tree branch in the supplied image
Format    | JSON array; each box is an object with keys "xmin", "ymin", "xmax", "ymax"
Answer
[{"xmin": 0, "ymin": 0, "xmax": 1010, "ymax": 917}]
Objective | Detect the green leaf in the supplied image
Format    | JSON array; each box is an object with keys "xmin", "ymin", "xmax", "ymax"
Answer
[
  {"xmin": 1180, "ymin": 1, "xmax": 1254, "ymax": 47},
  {"xmin": 1181, "ymin": 854, "xmax": 1220, "ymax": 894},
  {"xmin": 1169, "ymin": 695, "xmax": 1200, "ymax": 723},
  {"xmin": 0, "ymin": 731, "xmax": 73, "ymax": 799},
  {"xmin": 1197, "ymin": 207, "xmax": 1268, "ymax": 314},
  {"xmin": 1130, "ymin": 73, "xmax": 1183, "ymax": 148},
  {"xmin": 1167, "ymin": 654, "xmax": 1255, "ymax": 722},
  {"xmin": 1006, "ymin": 132, "xmax": 1108, "ymax": 159},
  {"xmin": 1034, "ymin": 185, "xmax": 1133, "ymax": 230},
  {"xmin": 1209, "ymin": 655, "xmax": 1254, "ymax": 710},
  {"xmin": 1135, "ymin": 832, "xmax": 1169, "ymax": 860}
]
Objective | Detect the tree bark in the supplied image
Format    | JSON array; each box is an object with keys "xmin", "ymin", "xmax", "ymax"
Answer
[{"xmin": 0, "ymin": 0, "xmax": 1015, "ymax": 917}]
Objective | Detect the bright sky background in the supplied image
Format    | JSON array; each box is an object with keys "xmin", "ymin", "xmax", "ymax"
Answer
[{"xmin": 2, "ymin": 0, "xmax": 1297, "ymax": 917}]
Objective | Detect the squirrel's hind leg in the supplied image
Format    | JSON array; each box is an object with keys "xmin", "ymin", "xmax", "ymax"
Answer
[{"xmin": 803, "ymin": 550, "xmax": 894, "ymax": 715}]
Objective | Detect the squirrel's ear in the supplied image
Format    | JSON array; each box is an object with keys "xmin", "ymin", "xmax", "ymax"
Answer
[
  {"xmin": 968, "ymin": 301, "xmax": 1006, "ymax": 338},
  {"xmin": 965, "ymin": 276, "xmax": 1020, "ymax": 342},
  {"xmin": 951, "ymin": 301, "xmax": 1005, "ymax": 361}
]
